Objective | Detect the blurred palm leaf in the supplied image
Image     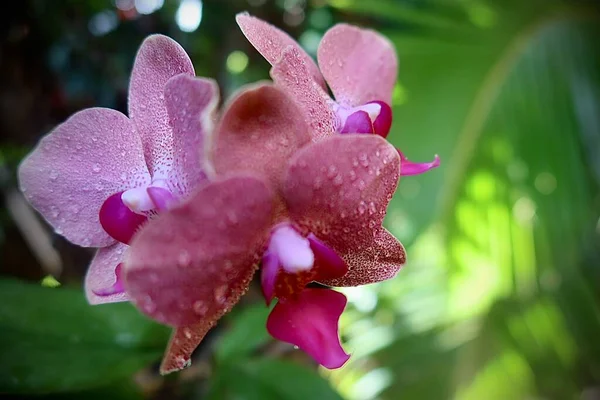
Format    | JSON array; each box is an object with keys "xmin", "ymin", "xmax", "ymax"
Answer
[{"xmin": 327, "ymin": 0, "xmax": 600, "ymax": 398}]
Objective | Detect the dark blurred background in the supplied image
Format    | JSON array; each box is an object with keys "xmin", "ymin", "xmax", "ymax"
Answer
[{"xmin": 1, "ymin": 0, "xmax": 600, "ymax": 399}]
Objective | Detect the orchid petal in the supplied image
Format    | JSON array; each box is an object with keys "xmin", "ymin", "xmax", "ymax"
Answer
[
  {"xmin": 159, "ymin": 323, "xmax": 207, "ymax": 374},
  {"xmin": 271, "ymin": 46, "xmax": 338, "ymax": 141},
  {"xmin": 318, "ymin": 24, "xmax": 398, "ymax": 107},
  {"xmin": 261, "ymin": 252, "xmax": 280, "ymax": 306},
  {"xmin": 236, "ymin": 13, "xmax": 326, "ymax": 89},
  {"xmin": 267, "ymin": 288, "xmax": 350, "ymax": 369},
  {"xmin": 283, "ymin": 135, "xmax": 406, "ymax": 286},
  {"xmin": 124, "ymin": 176, "xmax": 274, "ymax": 327},
  {"xmin": 399, "ymin": 151, "xmax": 441, "ymax": 176},
  {"xmin": 128, "ymin": 35, "xmax": 194, "ymax": 180},
  {"xmin": 164, "ymin": 74, "xmax": 218, "ymax": 197},
  {"xmin": 85, "ymin": 243, "xmax": 130, "ymax": 304},
  {"xmin": 307, "ymin": 234, "xmax": 348, "ymax": 281},
  {"xmin": 213, "ymin": 83, "xmax": 310, "ymax": 187},
  {"xmin": 18, "ymin": 108, "xmax": 151, "ymax": 247}
]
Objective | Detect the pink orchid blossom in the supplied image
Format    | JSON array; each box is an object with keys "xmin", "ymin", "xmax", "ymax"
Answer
[
  {"xmin": 18, "ymin": 35, "xmax": 218, "ymax": 304},
  {"xmin": 236, "ymin": 13, "xmax": 440, "ymax": 175},
  {"xmin": 123, "ymin": 82, "xmax": 405, "ymax": 373}
]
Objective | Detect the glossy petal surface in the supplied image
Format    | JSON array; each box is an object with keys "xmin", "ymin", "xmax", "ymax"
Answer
[
  {"xmin": 164, "ymin": 74, "xmax": 218, "ymax": 197},
  {"xmin": 18, "ymin": 108, "xmax": 151, "ymax": 247},
  {"xmin": 236, "ymin": 13, "xmax": 325, "ymax": 89},
  {"xmin": 318, "ymin": 24, "xmax": 398, "ymax": 107},
  {"xmin": 267, "ymin": 288, "xmax": 350, "ymax": 369},
  {"xmin": 128, "ymin": 35, "xmax": 194, "ymax": 180},
  {"xmin": 271, "ymin": 46, "xmax": 338, "ymax": 141},
  {"xmin": 85, "ymin": 243, "xmax": 130, "ymax": 304},
  {"xmin": 213, "ymin": 83, "xmax": 310, "ymax": 187},
  {"xmin": 283, "ymin": 135, "xmax": 406, "ymax": 286},
  {"xmin": 124, "ymin": 176, "xmax": 275, "ymax": 327}
]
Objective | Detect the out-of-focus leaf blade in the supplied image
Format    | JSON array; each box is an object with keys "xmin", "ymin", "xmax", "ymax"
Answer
[
  {"xmin": 0, "ymin": 279, "xmax": 169, "ymax": 394},
  {"xmin": 207, "ymin": 359, "xmax": 344, "ymax": 400},
  {"xmin": 215, "ymin": 304, "xmax": 272, "ymax": 363}
]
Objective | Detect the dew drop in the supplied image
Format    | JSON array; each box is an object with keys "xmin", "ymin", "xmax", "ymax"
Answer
[
  {"xmin": 178, "ymin": 250, "xmax": 191, "ymax": 267},
  {"xmin": 368, "ymin": 202, "xmax": 377, "ymax": 215},
  {"xmin": 193, "ymin": 300, "xmax": 208, "ymax": 316},
  {"xmin": 141, "ymin": 296, "xmax": 156, "ymax": 314},
  {"xmin": 49, "ymin": 170, "xmax": 59, "ymax": 180},
  {"xmin": 214, "ymin": 285, "xmax": 227, "ymax": 304},
  {"xmin": 348, "ymin": 170, "xmax": 357, "ymax": 181},
  {"xmin": 183, "ymin": 327, "xmax": 193, "ymax": 339},
  {"xmin": 358, "ymin": 201, "xmax": 367, "ymax": 215},
  {"xmin": 333, "ymin": 175, "xmax": 343, "ymax": 186},
  {"xmin": 326, "ymin": 165, "xmax": 338, "ymax": 179}
]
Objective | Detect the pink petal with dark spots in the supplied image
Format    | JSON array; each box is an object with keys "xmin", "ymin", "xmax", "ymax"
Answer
[
  {"xmin": 318, "ymin": 24, "xmax": 398, "ymax": 107},
  {"xmin": 123, "ymin": 176, "xmax": 275, "ymax": 327},
  {"xmin": 236, "ymin": 13, "xmax": 326, "ymax": 89},
  {"xmin": 267, "ymin": 288, "xmax": 350, "ymax": 369},
  {"xmin": 164, "ymin": 74, "xmax": 218, "ymax": 198},
  {"xmin": 128, "ymin": 35, "xmax": 194, "ymax": 180},
  {"xmin": 18, "ymin": 108, "xmax": 151, "ymax": 247},
  {"xmin": 85, "ymin": 243, "xmax": 130, "ymax": 304},
  {"xmin": 271, "ymin": 46, "xmax": 338, "ymax": 141},
  {"xmin": 213, "ymin": 83, "xmax": 310, "ymax": 187},
  {"xmin": 283, "ymin": 135, "xmax": 406, "ymax": 286}
]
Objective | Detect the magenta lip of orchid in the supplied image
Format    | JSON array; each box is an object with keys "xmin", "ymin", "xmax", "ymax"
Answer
[
  {"xmin": 236, "ymin": 13, "xmax": 440, "ymax": 176},
  {"xmin": 17, "ymin": 34, "xmax": 219, "ymax": 305}
]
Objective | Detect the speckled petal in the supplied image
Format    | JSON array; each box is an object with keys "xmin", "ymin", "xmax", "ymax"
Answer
[
  {"xmin": 236, "ymin": 13, "xmax": 325, "ymax": 89},
  {"xmin": 213, "ymin": 83, "xmax": 310, "ymax": 187},
  {"xmin": 318, "ymin": 24, "xmax": 398, "ymax": 107},
  {"xmin": 164, "ymin": 74, "xmax": 218, "ymax": 197},
  {"xmin": 18, "ymin": 108, "xmax": 151, "ymax": 247},
  {"xmin": 128, "ymin": 35, "xmax": 194, "ymax": 180},
  {"xmin": 271, "ymin": 46, "xmax": 338, "ymax": 141},
  {"xmin": 283, "ymin": 135, "xmax": 406, "ymax": 286},
  {"xmin": 85, "ymin": 243, "xmax": 130, "ymax": 304},
  {"xmin": 123, "ymin": 176, "xmax": 274, "ymax": 327},
  {"xmin": 159, "ymin": 323, "xmax": 206, "ymax": 374}
]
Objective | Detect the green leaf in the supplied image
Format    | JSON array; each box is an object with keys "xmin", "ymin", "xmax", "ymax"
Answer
[
  {"xmin": 0, "ymin": 279, "xmax": 170, "ymax": 394},
  {"xmin": 215, "ymin": 304, "xmax": 272, "ymax": 363},
  {"xmin": 208, "ymin": 359, "xmax": 344, "ymax": 400}
]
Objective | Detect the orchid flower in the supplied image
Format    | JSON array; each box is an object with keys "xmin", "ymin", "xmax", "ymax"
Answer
[
  {"xmin": 122, "ymin": 82, "xmax": 406, "ymax": 373},
  {"xmin": 236, "ymin": 13, "xmax": 440, "ymax": 175},
  {"xmin": 18, "ymin": 35, "xmax": 218, "ymax": 304}
]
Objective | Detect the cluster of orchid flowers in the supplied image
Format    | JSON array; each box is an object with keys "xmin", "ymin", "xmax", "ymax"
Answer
[{"xmin": 18, "ymin": 14, "xmax": 439, "ymax": 374}]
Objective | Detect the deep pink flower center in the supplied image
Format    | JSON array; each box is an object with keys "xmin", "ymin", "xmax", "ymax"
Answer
[
  {"xmin": 260, "ymin": 224, "xmax": 347, "ymax": 305},
  {"xmin": 96, "ymin": 181, "xmax": 177, "ymax": 297},
  {"xmin": 337, "ymin": 100, "xmax": 392, "ymax": 137},
  {"xmin": 99, "ymin": 192, "xmax": 148, "ymax": 245}
]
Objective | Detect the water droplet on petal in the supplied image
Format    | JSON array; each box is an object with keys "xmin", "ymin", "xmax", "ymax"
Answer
[
  {"xmin": 193, "ymin": 300, "xmax": 208, "ymax": 316},
  {"xmin": 49, "ymin": 170, "xmax": 59, "ymax": 180},
  {"xmin": 141, "ymin": 295, "xmax": 156, "ymax": 314},
  {"xmin": 333, "ymin": 175, "xmax": 343, "ymax": 186},
  {"xmin": 183, "ymin": 327, "xmax": 193, "ymax": 339},
  {"xmin": 358, "ymin": 201, "xmax": 367, "ymax": 215},
  {"xmin": 214, "ymin": 285, "xmax": 227, "ymax": 304},
  {"xmin": 368, "ymin": 202, "xmax": 377, "ymax": 215},
  {"xmin": 178, "ymin": 250, "xmax": 191, "ymax": 267}
]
